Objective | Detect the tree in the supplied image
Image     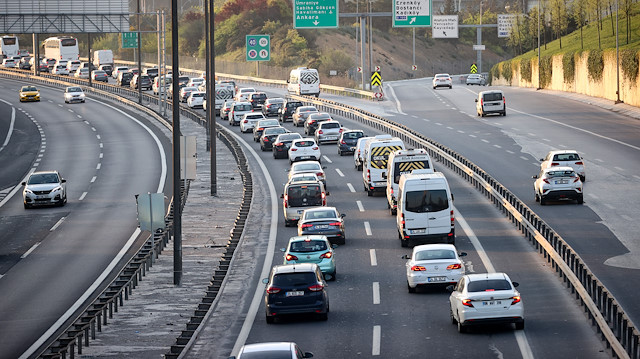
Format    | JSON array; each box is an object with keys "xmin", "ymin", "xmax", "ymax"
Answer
[
  {"xmin": 549, "ymin": 0, "xmax": 568, "ymax": 48},
  {"xmin": 572, "ymin": 0, "xmax": 588, "ymax": 49},
  {"xmin": 588, "ymin": 0, "xmax": 603, "ymax": 49}
]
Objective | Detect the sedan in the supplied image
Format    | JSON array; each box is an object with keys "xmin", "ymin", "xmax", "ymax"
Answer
[
  {"xmin": 179, "ymin": 86, "xmax": 199, "ymax": 102},
  {"xmin": 262, "ymin": 97, "xmax": 285, "ymax": 117},
  {"xmin": 220, "ymin": 100, "xmax": 235, "ymax": 121},
  {"xmin": 64, "ymin": 86, "xmax": 85, "ymax": 103},
  {"xmin": 52, "ymin": 65, "xmax": 69, "ymax": 75},
  {"xmin": 292, "ymin": 106, "xmax": 318, "ymax": 127},
  {"xmin": 533, "ymin": 166, "xmax": 583, "ymax": 205},
  {"xmin": 273, "ymin": 133, "xmax": 303, "ymax": 159},
  {"xmin": 304, "ymin": 112, "xmax": 332, "ymax": 136},
  {"xmin": 187, "ymin": 91, "xmax": 206, "ymax": 108},
  {"xmin": 253, "ymin": 119, "xmax": 280, "ymax": 142},
  {"xmin": 540, "ymin": 150, "xmax": 586, "ymax": 182},
  {"xmin": 466, "ymin": 74, "xmax": 486, "ymax": 85},
  {"xmin": 19, "ymin": 85, "xmax": 40, "ymax": 102},
  {"xmin": 74, "ymin": 67, "xmax": 89, "ymax": 79},
  {"xmin": 433, "ymin": 73, "xmax": 452, "ymax": 89},
  {"xmin": 298, "ymin": 207, "xmax": 346, "ymax": 245},
  {"xmin": 260, "ymin": 126, "xmax": 289, "ymax": 151},
  {"xmin": 448, "ymin": 272, "xmax": 524, "ymax": 333},
  {"xmin": 338, "ymin": 129, "xmax": 365, "ymax": 155},
  {"xmin": 403, "ymin": 244, "xmax": 466, "ymax": 293},
  {"xmin": 239, "ymin": 113, "xmax": 266, "ymax": 133},
  {"xmin": 288, "ymin": 160, "xmax": 326, "ymax": 187},
  {"xmin": 22, "ymin": 170, "xmax": 67, "ymax": 208},
  {"xmin": 91, "ymin": 70, "xmax": 109, "ymax": 82},
  {"xmin": 283, "ymin": 235, "xmax": 336, "ymax": 281},
  {"xmin": 288, "ymin": 138, "xmax": 321, "ymax": 164},
  {"xmin": 230, "ymin": 342, "xmax": 313, "ymax": 359}
]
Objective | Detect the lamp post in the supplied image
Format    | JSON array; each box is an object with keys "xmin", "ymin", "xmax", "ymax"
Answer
[
  {"xmin": 615, "ymin": 0, "xmax": 622, "ymax": 103},
  {"xmin": 537, "ymin": 0, "xmax": 541, "ymax": 90}
]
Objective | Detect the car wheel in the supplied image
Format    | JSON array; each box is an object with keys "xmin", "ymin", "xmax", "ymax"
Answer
[
  {"xmin": 580, "ymin": 175, "xmax": 586, "ymax": 182},
  {"xmin": 449, "ymin": 85, "xmax": 452, "ymax": 89},
  {"xmin": 400, "ymin": 235, "xmax": 408, "ymax": 248},
  {"xmin": 515, "ymin": 320, "xmax": 525, "ymax": 330},
  {"xmin": 391, "ymin": 208, "xmax": 397, "ymax": 215},
  {"xmin": 481, "ymin": 112, "xmax": 485, "ymax": 117},
  {"xmin": 457, "ymin": 319, "xmax": 466, "ymax": 333},
  {"xmin": 367, "ymin": 189, "xmax": 372, "ymax": 197},
  {"xmin": 24, "ymin": 203, "xmax": 30, "ymax": 209},
  {"xmin": 408, "ymin": 282, "xmax": 416, "ymax": 293},
  {"xmin": 577, "ymin": 195, "xmax": 584, "ymax": 204},
  {"xmin": 450, "ymin": 308, "xmax": 457, "ymax": 324},
  {"xmin": 266, "ymin": 314, "xmax": 275, "ymax": 324},
  {"xmin": 502, "ymin": 110, "xmax": 507, "ymax": 116},
  {"xmin": 535, "ymin": 192, "xmax": 540, "ymax": 202},
  {"xmin": 357, "ymin": 164, "xmax": 363, "ymax": 171},
  {"xmin": 540, "ymin": 195, "xmax": 546, "ymax": 205},
  {"xmin": 318, "ymin": 312, "xmax": 328, "ymax": 321}
]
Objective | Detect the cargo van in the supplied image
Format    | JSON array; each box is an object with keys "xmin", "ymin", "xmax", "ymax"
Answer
[
  {"xmin": 386, "ymin": 148, "xmax": 433, "ymax": 215},
  {"xmin": 362, "ymin": 135, "xmax": 404, "ymax": 196},
  {"xmin": 281, "ymin": 180, "xmax": 328, "ymax": 227},
  {"xmin": 396, "ymin": 170, "xmax": 455, "ymax": 247},
  {"xmin": 476, "ymin": 90, "xmax": 506, "ymax": 117},
  {"xmin": 288, "ymin": 67, "xmax": 320, "ymax": 97}
]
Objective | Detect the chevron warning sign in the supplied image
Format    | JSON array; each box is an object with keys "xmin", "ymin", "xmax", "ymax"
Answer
[
  {"xmin": 371, "ymin": 71, "xmax": 382, "ymax": 87},
  {"xmin": 470, "ymin": 63, "xmax": 478, "ymax": 74}
]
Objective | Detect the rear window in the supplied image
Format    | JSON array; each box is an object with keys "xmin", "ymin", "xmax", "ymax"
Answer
[
  {"xmin": 290, "ymin": 240, "xmax": 328, "ymax": 253},
  {"xmin": 405, "ymin": 189, "xmax": 448, "ymax": 213},
  {"xmin": 238, "ymin": 350, "xmax": 293, "ymax": 359},
  {"xmin": 287, "ymin": 185, "xmax": 323, "ymax": 207},
  {"xmin": 415, "ymin": 249, "xmax": 456, "ymax": 261},
  {"xmin": 272, "ymin": 272, "xmax": 317, "ymax": 287},
  {"xmin": 294, "ymin": 140, "xmax": 315, "ymax": 147},
  {"xmin": 393, "ymin": 161, "xmax": 430, "ymax": 184},
  {"xmin": 467, "ymin": 279, "xmax": 512, "ymax": 292},
  {"xmin": 344, "ymin": 132, "xmax": 364, "ymax": 139},
  {"xmin": 482, "ymin": 92, "xmax": 503, "ymax": 101},
  {"xmin": 299, "ymin": 106, "xmax": 317, "ymax": 112},
  {"xmin": 553, "ymin": 153, "xmax": 580, "ymax": 161},
  {"xmin": 547, "ymin": 170, "xmax": 575, "ymax": 178},
  {"xmin": 321, "ymin": 122, "xmax": 340, "ymax": 129},
  {"xmin": 303, "ymin": 209, "xmax": 337, "ymax": 220},
  {"xmin": 252, "ymin": 93, "xmax": 267, "ymax": 99}
]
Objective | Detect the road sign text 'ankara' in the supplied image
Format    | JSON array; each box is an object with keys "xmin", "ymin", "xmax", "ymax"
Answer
[{"xmin": 294, "ymin": 0, "xmax": 338, "ymax": 28}]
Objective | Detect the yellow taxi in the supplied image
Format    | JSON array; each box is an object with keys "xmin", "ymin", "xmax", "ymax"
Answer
[{"xmin": 19, "ymin": 85, "xmax": 40, "ymax": 102}]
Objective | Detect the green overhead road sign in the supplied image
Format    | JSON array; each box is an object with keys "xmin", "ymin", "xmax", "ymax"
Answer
[
  {"xmin": 246, "ymin": 35, "xmax": 270, "ymax": 62},
  {"xmin": 393, "ymin": 0, "xmax": 432, "ymax": 27},
  {"xmin": 121, "ymin": 32, "xmax": 138, "ymax": 49},
  {"xmin": 294, "ymin": 0, "xmax": 338, "ymax": 29}
]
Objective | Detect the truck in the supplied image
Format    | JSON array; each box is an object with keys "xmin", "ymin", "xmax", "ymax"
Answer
[
  {"xmin": 215, "ymin": 83, "xmax": 235, "ymax": 115},
  {"xmin": 93, "ymin": 49, "xmax": 114, "ymax": 67}
]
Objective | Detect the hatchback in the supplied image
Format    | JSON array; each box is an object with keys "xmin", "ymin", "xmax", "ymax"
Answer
[
  {"xmin": 304, "ymin": 112, "xmax": 332, "ymax": 136},
  {"xmin": 283, "ymin": 235, "xmax": 336, "ymax": 280},
  {"xmin": 231, "ymin": 102, "xmax": 254, "ymax": 127},
  {"xmin": 3, "ymin": 58, "xmax": 17, "ymax": 68},
  {"xmin": 293, "ymin": 106, "xmax": 318, "ymax": 127},
  {"xmin": 22, "ymin": 171, "xmax": 67, "ymax": 208},
  {"xmin": 99, "ymin": 64, "xmax": 113, "ymax": 76},
  {"xmin": 533, "ymin": 166, "xmax": 583, "ymax": 205},
  {"xmin": 187, "ymin": 91, "xmax": 206, "ymax": 108},
  {"xmin": 273, "ymin": 133, "xmax": 303, "ymax": 159},
  {"xmin": 131, "ymin": 74, "xmax": 152, "ymax": 90},
  {"xmin": 239, "ymin": 113, "xmax": 266, "ymax": 133},
  {"xmin": 338, "ymin": 130, "xmax": 365, "ymax": 155},
  {"xmin": 117, "ymin": 71, "xmax": 133, "ymax": 86},
  {"xmin": 540, "ymin": 150, "xmax": 586, "ymax": 182},
  {"xmin": 64, "ymin": 86, "xmax": 85, "ymax": 103},
  {"xmin": 74, "ymin": 67, "xmax": 89, "ymax": 79},
  {"xmin": 262, "ymin": 97, "xmax": 285, "ymax": 117},
  {"xmin": 403, "ymin": 244, "xmax": 466, "ymax": 293},
  {"xmin": 52, "ymin": 65, "xmax": 69, "ymax": 75},
  {"xmin": 289, "ymin": 138, "xmax": 321, "ymax": 164},
  {"xmin": 113, "ymin": 66, "xmax": 129, "ymax": 79},
  {"xmin": 220, "ymin": 100, "xmax": 235, "ymax": 121},
  {"xmin": 298, "ymin": 207, "xmax": 346, "ymax": 245},
  {"xmin": 253, "ymin": 119, "xmax": 280, "ymax": 142},
  {"xmin": 315, "ymin": 121, "xmax": 343, "ymax": 144},
  {"xmin": 263, "ymin": 263, "xmax": 329, "ymax": 323},
  {"xmin": 282, "ymin": 179, "xmax": 327, "ymax": 226},
  {"xmin": 179, "ymin": 86, "xmax": 199, "ymax": 102},
  {"xmin": 260, "ymin": 126, "xmax": 289, "ymax": 151}
]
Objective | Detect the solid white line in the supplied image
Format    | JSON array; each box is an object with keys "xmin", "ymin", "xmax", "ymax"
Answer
[
  {"xmin": 79, "ymin": 192, "xmax": 88, "ymax": 201},
  {"xmin": 21, "ymin": 243, "xmax": 40, "ymax": 259},
  {"xmin": 520, "ymin": 156, "xmax": 529, "ymax": 161},
  {"xmin": 364, "ymin": 221, "xmax": 372, "ymax": 236},
  {"xmin": 90, "ymin": 176, "xmax": 97, "ymax": 183},
  {"xmin": 481, "ymin": 139, "xmax": 490, "ymax": 143},
  {"xmin": 322, "ymin": 155, "xmax": 332, "ymax": 163},
  {"xmin": 336, "ymin": 168, "xmax": 344, "ymax": 177},
  {"xmin": 357, "ymin": 200, "xmax": 365, "ymax": 212},
  {"xmin": 0, "ymin": 100, "xmax": 15, "ymax": 152},
  {"xmin": 385, "ymin": 84, "xmax": 406, "ymax": 115},
  {"xmin": 372, "ymin": 282, "xmax": 380, "ymax": 304},
  {"xmin": 370, "ymin": 249, "xmax": 377, "ymax": 266},
  {"xmin": 614, "ymin": 166, "xmax": 624, "ymax": 172},
  {"xmin": 347, "ymin": 183, "xmax": 356, "ymax": 192},
  {"xmin": 372, "ymin": 325, "xmax": 381, "ymax": 356},
  {"xmin": 50, "ymin": 217, "xmax": 66, "ymax": 231}
]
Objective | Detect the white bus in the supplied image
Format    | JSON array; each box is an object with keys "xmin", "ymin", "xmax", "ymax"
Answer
[
  {"xmin": 43, "ymin": 37, "xmax": 79, "ymax": 61},
  {"xmin": 1, "ymin": 35, "xmax": 19, "ymax": 59}
]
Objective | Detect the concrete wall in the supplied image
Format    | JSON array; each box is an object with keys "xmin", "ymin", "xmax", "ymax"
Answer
[{"xmin": 492, "ymin": 50, "xmax": 640, "ymax": 107}]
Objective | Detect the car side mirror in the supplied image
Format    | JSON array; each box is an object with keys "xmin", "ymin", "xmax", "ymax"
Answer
[
  {"xmin": 532, "ymin": 175, "xmax": 538, "ymax": 179},
  {"xmin": 474, "ymin": 99, "xmax": 478, "ymax": 102},
  {"xmin": 401, "ymin": 254, "xmax": 411, "ymax": 259},
  {"xmin": 61, "ymin": 179, "xmax": 66, "ymax": 183},
  {"xmin": 261, "ymin": 278, "xmax": 269, "ymax": 284},
  {"xmin": 341, "ymin": 213, "xmax": 346, "ymax": 218},
  {"xmin": 280, "ymin": 194, "xmax": 284, "ymax": 198},
  {"xmin": 458, "ymin": 252, "xmax": 467, "ymax": 257},
  {"xmin": 512, "ymin": 282, "xmax": 519, "ymax": 288},
  {"xmin": 446, "ymin": 285, "xmax": 455, "ymax": 293},
  {"xmin": 22, "ymin": 182, "xmax": 26, "ymax": 186}
]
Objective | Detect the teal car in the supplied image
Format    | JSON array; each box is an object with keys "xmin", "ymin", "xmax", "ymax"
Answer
[{"xmin": 282, "ymin": 235, "xmax": 336, "ymax": 281}]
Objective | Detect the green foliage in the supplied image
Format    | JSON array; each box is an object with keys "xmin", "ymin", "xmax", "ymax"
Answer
[
  {"xmin": 318, "ymin": 49, "xmax": 354, "ymax": 77},
  {"xmin": 179, "ymin": 11, "xmax": 205, "ymax": 56},
  {"xmin": 620, "ymin": 49, "xmax": 639, "ymax": 82},
  {"xmin": 490, "ymin": 63, "xmax": 500, "ymax": 84},
  {"xmin": 587, "ymin": 50, "xmax": 604, "ymax": 81},
  {"xmin": 520, "ymin": 59, "xmax": 532, "ymax": 83},
  {"xmin": 539, "ymin": 56, "xmax": 553, "ymax": 88},
  {"xmin": 562, "ymin": 52, "xmax": 576, "ymax": 83},
  {"xmin": 501, "ymin": 60, "xmax": 513, "ymax": 83}
]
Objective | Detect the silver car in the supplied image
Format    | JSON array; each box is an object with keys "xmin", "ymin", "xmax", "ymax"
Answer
[
  {"xmin": 314, "ymin": 121, "xmax": 343, "ymax": 144},
  {"xmin": 22, "ymin": 171, "xmax": 67, "ymax": 208}
]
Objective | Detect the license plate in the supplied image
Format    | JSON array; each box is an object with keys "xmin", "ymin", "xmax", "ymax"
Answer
[
  {"xmin": 300, "ymin": 156, "xmax": 311, "ymax": 159},
  {"xmin": 409, "ymin": 229, "xmax": 426, "ymax": 234},
  {"xmin": 326, "ymin": 136, "xmax": 337, "ymax": 140},
  {"xmin": 428, "ymin": 276, "xmax": 447, "ymax": 282},
  {"xmin": 482, "ymin": 300, "xmax": 503, "ymax": 306},
  {"xmin": 297, "ymin": 210, "xmax": 304, "ymax": 214},
  {"xmin": 555, "ymin": 180, "xmax": 568, "ymax": 184},
  {"xmin": 316, "ymin": 225, "xmax": 329, "ymax": 229},
  {"xmin": 286, "ymin": 291, "xmax": 304, "ymax": 297}
]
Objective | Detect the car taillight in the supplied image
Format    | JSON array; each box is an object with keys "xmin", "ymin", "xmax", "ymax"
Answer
[
  {"xmin": 329, "ymin": 222, "xmax": 341, "ymax": 226},
  {"xmin": 310, "ymin": 120, "xmax": 316, "ymax": 125},
  {"xmin": 283, "ymin": 194, "xmax": 288, "ymax": 208},
  {"xmin": 291, "ymin": 148, "xmax": 297, "ymax": 151},
  {"xmin": 447, "ymin": 263, "xmax": 462, "ymax": 270},
  {"xmin": 300, "ymin": 223, "xmax": 313, "ymax": 228},
  {"xmin": 462, "ymin": 299, "xmax": 474, "ymax": 307},
  {"xmin": 318, "ymin": 130, "xmax": 323, "ymax": 134},
  {"xmin": 308, "ymin": 283, "xmax": 324, "ymax": 291},
  {"xmin": 503, "ymin": 97, "xmax": 506, "ymax": 104},
  {"xmin": 243, "ymin": 119, "xmax": 248, "ymax": 123},
  {"xmin": 450, "ymin": 210, "xmax": 455, "ymax": 227},
  {"xmin": 285, "ymin": 254, "xmax": 298, "ymax": 261},
  {"xmin": 551, "ymin": 162, "xmax": 559, "ymax": 166},
  {"xmin": 339, "ymin": 128, "xmax": 344, "ymax": 133},
  {"xmin": 312, "ymin": 147, "xmax": 319, "ymax": 150},
  {"xmin": 340, "ymin": 140, "xmax": 346, "ymax": 144},
  {"xmin": 574, "ymin": 176, "xmax": 580, "ymax": 183},
  {"xmin": 480, "ymin": 98, "xmax": 483, "ymax": 106},
  {"xmin": 366, "ymin": 169, "xmax": 371, "ymax": 181},
  {"xmin": 266, "ymin": 286, "xmax": 281, "ymax": 294},
  {"xmin": 264, "ymin": 137, "xmax": 270, "ymax": 142},
  {"xmin": 257, "ymin": 127, "xmax": 264, "ymax": 131},
  {"xmin": 316, "ymin": 172, "xmax": 324, "ymax": 177},
  {"xmin": 275, "ymin": 142, "xmax": 283, "ymax": 146},
  {"xmin": 575, "ymin": 161, "xmax": 583, "ymax": 165},
  {"xmin": 320, "ymin": 251, "xmax": 332, "ymax": 259},
  {"xmin": 543, "ymin": 178, "xmax": 550, "ymax": 184},
  {"xmin": 511, "ymin": 296, "xmax": 521, "ymax": 305},
  {"xmin": 411, "ymin": 265, "xmax": 426, "ymax": 271}
]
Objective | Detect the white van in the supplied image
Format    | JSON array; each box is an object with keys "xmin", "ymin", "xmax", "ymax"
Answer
[
  {"xmin": 288, "ymin": 67, "xmax": 320, "ymax": 97},
  {"xmin": 396, "ymin": 170, "xmax": 455, "ymax": 247},
  {"xmin": 362, "ymin": 135, "xmax": 405, "ymax": 196},
  {"xmin": 476, "ymin": 90, "xmax": 506, "ymax": 117},
  {"xmin": 153, "ymin": 75, "xmax": 171, "ymax": 95},
  {"xmin": 386, "ymin": 148, "xmax": 433, "ymax": 215}
]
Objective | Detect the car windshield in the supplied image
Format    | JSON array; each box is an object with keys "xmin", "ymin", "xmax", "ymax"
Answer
[
  {"xmin": 467, "ymin": 279, "xmax": 512, "ymax": 292},
  {"xmin": 272, "ymin": 272, "xmax": 316, "ymax": 287},
  {"xmin": 67, "ymin": 87, "xmax": 82, "ymax": 92},
  {"xmin": 28, "ymin": 173, "xmax": 59, "ymax": 184},
  {"xmin": 22, "ymin": 86, "xmax": 37, "ymax": 91},
  {"xmin": 290, "ymin": 240, "xmax": 328, "ymax": 253},
  {"xmin": 287, "ymin": 185, "xmax": 323, "ymax": 207},
  {"xmin": 293, "ymin": 140, "xmax": 315, "ymax": 148},
  {"xmin": 405, "ymin": 190, "xmax": 448, "ymax": 213},
  {"xmin": 304, "ymin": 209, "xmax": 337, "ymax": 220},
  {"xmin": 436, "ymin": 74, "xmax": 449, "ymax": 78},
  {"xmin": 343, "ymin": 132, "xmax": 364, "ymax": 139},
  {"xmin": 415, "ymin": 249, "xmax": 456, "ymax": 261}
]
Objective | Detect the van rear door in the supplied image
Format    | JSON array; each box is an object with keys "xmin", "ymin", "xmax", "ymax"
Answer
[{"xmin": 403, "ymin": 186, "xmax": 450, "ymax": 235}]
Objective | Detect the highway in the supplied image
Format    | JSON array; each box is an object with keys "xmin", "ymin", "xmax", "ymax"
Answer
[{"xmin": 0, "ymin": 79, "xmax": 171, "ymax": 358}]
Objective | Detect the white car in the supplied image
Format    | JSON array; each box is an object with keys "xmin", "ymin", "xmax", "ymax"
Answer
[
  {"xmin": 476, "ymin": 90, "xmax": 506, "ymax": 117},
  {"xmin": 403, "ymin": 244, "xmax": 466, "ymax": 293},
  {"xmin": 234, "ymin": 87, "xmax": 256, "ymax": 101},
  {"xmin": 64, "ymin": 86, "xmax": 85, "ymax": 103},
  {"xmin": 287, "ymin": 172, "xmax": 320, "ymax": 184},
  {"xmin": 74, "ymin": 67, "xmax": 89, "ymax": 79},
  {"xmin": 533, "ymin": 166, "xmax": 583, "ymax": 205},
  {"xmin": 540, "ymin": 150, "xmax": 586, "ymax": 182},
  {"xmin": 230, "ymin": 101, "xmax": 254, "ymax": 126},
  {"xmin": 289, "ymin": 138, "xmax": 321, "ymax": 164},
  {"xmin": 448, "ymin": 272, "xmax": 524, "ymax": 333},
  {"xmin": 2, "ymin": 58, "xmax": 16, "ymax": 68},
  {"xmin": 179, "ymin": 86, "xmax": 198, "ymax": 102},
  {"xmin": 22, "ymin": 170, "xmax": 67, "ymax": 209},
  {"xmin": 112, "ymin": 66, "xmax": 129, "ymax": 79},
  {"xmin": 230, "ymin": 342, "xmax": 313, "ymax": 359},
  {"xmin": 433, "ymin": 73, "xmax": 452, "ymax": 89},
  {"xmin": 66, "ymin": 60, "xmax": 81, "ymax": 72},
  {"xmin": 239, "ymin": 113, "xmax": 266, "ymax": 133},
  {"xmin": 186, "ymin": 77, "xmax": 205, "ymax": 88},
  {"xmin": 187, "ymin": 91, "xmax": 206, "ymax": 108},
  {"xmin": 52, "ymin": 65, "xmax": 69, "ymax": 75},
  {"xmin": 288, "ymin": 160, "xmax": 327, "ymax": 187}
]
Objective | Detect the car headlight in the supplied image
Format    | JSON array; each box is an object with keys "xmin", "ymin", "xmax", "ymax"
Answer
[
  {"xmin": 51, "ymin": 186, "xmax": 62, "ymax": 193},
  {"xmin": 24, "ymin": 188, "xmax": 34, "ymax": 195}
]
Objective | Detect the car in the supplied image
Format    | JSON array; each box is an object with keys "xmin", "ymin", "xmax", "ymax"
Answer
[
  {"xmin": 403, "ymin": 244, "xmax": 466, "ymax": 293},
  {"xmin": 263, "ymin": 263, "xmax": 329, "ymax": 323},
  {"xmin": 22, "ymin": 170, "xmax": 67, "ymax": 208},
  {"xmin": 153, "ymin": 75, "xmax": 171, "ymax": 95},
  {"xmin": 466, "ymin": 73, "xmax": 486, "ymax": 85},
  {"xmin": 533, "ymin": 166, "xmax": 583, "ymax": 205},
  {"xmin": 315, "ymin": 120, "xmax": 343, "ymax": 144},
  {"xmin": 179, "ymin": 86, "xmax": 199, "ymax": 102},
  {"xmin": 230, "ymin": 102, "xmax": 254, "ymax": 127},
  {"xmin": 18, "ymin": 57, "xmax": 31, "ymax": 69},
  {"xmin": 186, "ymin": 77, "xmax": 205, "ymax": 88},
  {"xmin": 112, "ymin": 66, "xmax": 129, "ymax": 79},
  {"xmin": 292, "ymin": 106, "xmax": 318, "ymax": 127},
  {"xmin": 116, "ymin": 71, "xmax": 133, "ymax": 86},
  {"xmin": 253, "ymin": 119, "xmax": 280, "ymax": 142},
  {"xmin": 91, "ymin": 70, "xmax": 109, "ymax": 82},
  {"xmin": 18, "ymin": 49, "xmax": 30, "ymax": 57},
  {"xmin": 55, "ymin": 59, "xmax": 68, "ymax": 71},
  {"xmin": 278, "ymin": 99, "xmax": 303, "ymax": 123},
  {"xmin": 353, "ymin": 136, "xmax": 373, "ymax": 171},
  {"xmin": 177, "ymin": 75, "xmax": 190, "ymax": 88},
  {"xmin": 74, "ymin": 67, "xmax": 89, "ymax": 79},
  {"xmin": 239, "ymin": 113, "xmax": 266, "ymax": 133},
  {"xmin": 131, "ymin": 74, "xmax": 152, "ymax": 90},
  {"xmin": 283, "ymin": 235, "xmax": 336, "ymax": 280},
  {"xmin": 272, "ymin": 133, "xmax": 303, "ymax": 159},
  {"xmin": 3, "ymin": 58, "xmax": 17, "ymax": 68},
  {"xmin": 220, "ymin": 100, "xmax": 235, "ymax": 121},
  {"xmin": 433, "ymin": 73, "xmax": 453, "ymax": 89},
  {"xmin": 44, "ymin": 58, "xmax": 57, "ymax": 71},
  {"xmin": 260, "ymin": 126, "xmax": 289, "ymax": 151},
  {"xmin": 282, "ymin": 177, "xmax": 327, "ymax": 226},
  {"xmin": 66, "ymin": 60, "xmax": 81, "ymax": 72},
  {"xmin": 288, "ymin": 138, "xmax": 321, "ymax": 164},
  {"xmin": 262, "ymin": 97, "xmax": 285, "ymax": 117},
  {"xmin": 234, "ymin": 92, "xmax": 252, "ymax": 102},
  {"xmin": 448, "ymin": 272, "xmax": 524, "ymax": 333},
  {"xmin": 30, "ymin": 58, "xmax": 49, "ymax": 72},
  {"xmin": 476, "ymin": 90, "xmax": 506, "ymax": 117},
  {"xmin": 288, "ymin": 160, "xmax": 326, "ymax": 187},
  {"xmin": 19, "ymin": 85, "xmax": 40, "ymax": 102},
  {"xmin": 187, "ymin": 91, "xmax": 206, "ymax": 108},
  {"xmin": 234, "ymin": 87, "xmax": 256, "ymax": 101},
  {"xmin": 248, "ymin": 92, "xmax": 268, "ymax": 110},
  {"xmin": 129, "ymin": 67, "xmax": 140, "ymax": 76},
  {"xmin": 64, "ymin": 86, "xmax": 85, "ymax": 103},
  {"xmin": 99, "ymin": 64, "xmax": 113, "ymax": 76},
  {"xmin": 79, "ymin": 62, "xmax": 96, "ymax": 71},
  {"xmin": 304, "ymin": 112, "xmax": 332, "ymax": 136},
  {"xmin": 540, "ymin": 150, "xmax": 586, "ymax": 182},
  {"xmin": 143, "ymin": 67, "xmax": 158, "ymax": 79},
  {"xmin": 287, "ymin": 172, "xmax": 320, "ymax": 184},
  {"xmin": 230, "ymin": 342, "xmax": 314, "ymax": 359},
  {"xmin": 337, "ymin": 129, "xmax": 365, "ymax": 156},
  {"xmin": 297, "ymin": 207, "xmax": 346, "ymax": 245},
  {"xmin": 52, "ymin": 64, "xmax": 69, "ymax": 75}
]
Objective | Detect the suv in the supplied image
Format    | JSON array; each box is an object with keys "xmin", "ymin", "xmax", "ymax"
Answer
[
  {"xmin": 99, "ymin": 64, "xmax": 113, "ymax": 76},
  {"xmin": 315, "ymin": 121, "xmax": 343, "ymax": 144},
  {"xmin": 22, "ymin": 170, "xmax": 67, "ymax": 208},
  {"xmin": 533, "ymin": 166, "xmax": 583, "ymax": 205},
  {"xmin": 117, "ymin": 71, "xmax": 133, "ymax": 86},
  {"xmin": 278, "ymin": 99, "xmax": 303, "ymax": 123},
  {"xmin": 130, "ymin": 74, "xmax": 152, "ymax": 90},
  {"xmin": 248, "ymin": 92, "xmax": 268, "ymax": 109},
  {"xmin": 263, "ymin": 263, "xmax": 329, "ymax": 323},
  {"xmin": 304, "ymin": 112, "xmax": 332, "ymax": 136},
  {"xmin": 143, "ymin": 67, "xmax": 159, "ymax": 79}
]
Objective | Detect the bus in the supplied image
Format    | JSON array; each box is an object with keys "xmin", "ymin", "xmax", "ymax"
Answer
[
  {"xmin": 1, "ymin": 35, "xmax": 19, "ymax": 59},
  {"xmin": 43, "ymin": 37, "xmax": 79, "ymax": 61}
]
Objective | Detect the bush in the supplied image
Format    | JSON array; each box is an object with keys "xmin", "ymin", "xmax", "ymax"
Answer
[
  {"xmin": 620, "ymin": 49, "xmax": 639, "ymax": 83},
  {"xmin": 520, "ymin": 59, "xmax": 532, "ymax": 83},
  {"xmin": 501, "ymin": 61, "xmax": 513, "ymax": 83},
  {"xmin": 490, "ymin": 63, "xmax": 500, "ymax": 84},
  {"xmin": 562, "ymin": 52, "xmax": 575, "ymax": 83},
  {"xmin": 587, "ymin": 50, "xmax": 604, "ymax": 81}
]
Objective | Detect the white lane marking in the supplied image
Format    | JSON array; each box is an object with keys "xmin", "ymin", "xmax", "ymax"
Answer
[
  {"xmin": 347, "ymin": 183, "xmax": 356, "ymax": 192},
  {"xmin": 411, "ymin": 115, "xmax": 419, "ymax": 118},
  {"xmin": 520, "ymin": 156, "xmax": 529, "ymax": 161},
  {"xmin": 33, "ymin": 162, "xmax": 39, "ymax": 167},
  {"xmin": 372, "ymin": 282, "xmax": 380, "ymax": 304},
  {"xmin": 322, "ymin": 155, "xmax": 332, "ymax": 163},
  {"xmin": 96, "ymin": 163, "xmax": 101, "ymax": 170},
  {"xmin": 370, "ymin": 249, "xmax": 377, "ymax": 266},
  {"xmin": 595, "ymin": 158, "xmax": 604, "ymax": 163},
  {"xmin": 457, "ymin": 130, "xmax": 465, "ymax": 134},
  {"xmin": 469, "ymin": 134, "xmax": 477, "ymax": 138},
  {"xmin": 493, "ymin": 144, "xmax": 502, "ymax": 149},
  {"xmin": 0, "ymin": 100, "xmax": 15, "ymax": 153},
  {"xmin": 96, "ymin": 134, "xmax": 101, "ymax": 140},
  {"xmin": 372, "ymin": 326, "xmax": 381, "ymax": 356},
  {"xmin": 90, "ymin": 176, "xmax": 97, "ymax": 183},
  {"xmin": 21, "ymin": 243, "xmax": 41, "ymax": 259},
  {"xmin": 506, "ymin": 150, "xmax": 515, "ymax": 154},
  {"xmin": 633, "ymin": 175, "xmax": 640, "ymax": 181},
  {"xmin": 528, "ymin": 133, "xmax": 536, "ymax": 137},
  {"xmin": 357, "ymin": 200, "xmax": 365, "ymax": 212},
  {"xmin": 422, "ymin": 118, "xmax": 430, "ymax": 122},
  {"xmin": 621, "ymin": 215, "xmax": 633, "ymax": 221},
  {"xmin": 91, "ymin": 127, "xmax": 97, "ymax": 132},
  {"xmin": 446, "ymin": 126, "xmax": 454, "ymax": 130},
  {"xmin": 336, "ymin": 168, "xmax": 344, "ymax": 177},
  {"xmin": 459, "ymin": 110, "xmax": 466, "ymax": 114},
  {"xmin": 614, "ymin": 166, "xmax": 624, "ymax": 172},
  {"xmin": 542, "ymin": 138, "xmax": 551, "ymax": 142},
  {"xmin": 77, "ymin": 115, "xmax": 82, "ymax": 119},
  {"xmin": 84, "ymin": 120, "xmax": 90, "ymax": 125},
  {"xmin": 99, "ymin": 153, "xmax": 103, "ymax": 159},
  {"xmin": 558, "ymin": 144, "xmax": 568, "ymax": 148},
  {"xmin": 435, "ymin": 122, "xmax": 443, "ymax": 126},
  {"xmin": 50, "ymin": 217, "xmax": 66, "ymax": 231},
  {"xmin": 68, "ymin": 109, "xmax": 74, "ymax": 113},
  {"xmin": 57, "ymin": 104, "xmax": 63, "ymax": 107},
  {"xmin": 481, "ymin": 139, "xmax": 490, "ymax": 143},
  {"xmin": 588, "ymin": 193, "xmax": 599, "ymax": 199},
  {"xmin": 385, "ymin": 84, "xmax": 406, "ymax": 115},
  {"xmin": 604, "ymin": 203, "xmax": 615, "ymax": 210},
  {"xmin": 79, "ymin": 192, "xmax": 88, "ymax": 201},
  {"xmin": 99, "ymin": 143, "xmax": 103, "ymax": 148},
  {"xmin": 364, "ymin": 221, "xmax": 372, "ymax": 236}
]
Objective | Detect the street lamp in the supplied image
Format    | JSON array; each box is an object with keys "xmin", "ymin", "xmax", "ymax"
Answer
[
  {"xmin": 615, "ymin": 0, "xmax": 622, "ymax": 103},
  {"xmin": 537, "ymin": 0, "xmax": 541, "ymax": 90}
]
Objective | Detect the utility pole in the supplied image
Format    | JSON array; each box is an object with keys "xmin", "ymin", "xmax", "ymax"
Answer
[{"xmin": 171, "ymin": 0, "xmax": 182, "ymax": 286}]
